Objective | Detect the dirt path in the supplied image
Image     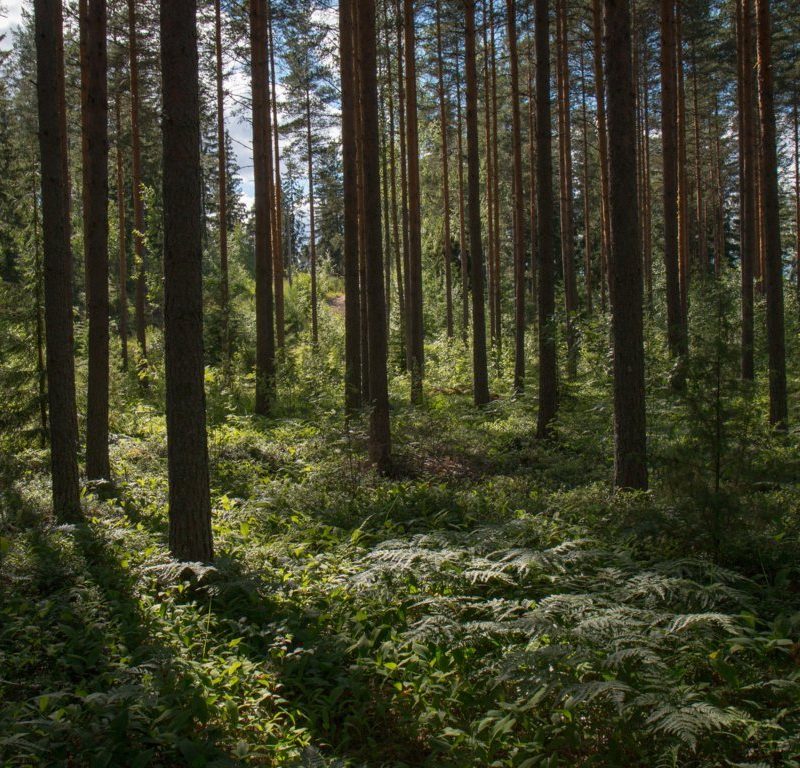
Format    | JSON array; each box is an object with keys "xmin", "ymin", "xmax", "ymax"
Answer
[{"xmin": 326, "ymin": 293, "xmax": 346, "ymax": 316}]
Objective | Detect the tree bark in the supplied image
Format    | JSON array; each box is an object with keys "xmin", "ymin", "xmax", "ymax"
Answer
[
  {"xmin": 305, "ymin": 85, "xmax": 318, "ymax": 345},
  {"xmin": 214, "ymin": 0, "xmax": 230, "ymax": 364},
  {"xmin": 268, "ymin": 6, "xmax": 285, "ymax": 350},
  {"xmin": 115, "ymin": 97, "xmax": 129, "ymax": 371},
  {"xmin": 592, "ymin": 0, "xmax": 610, "ymax": 311},
  {"xmin": 464, "ymin": 0, "xmax": 489, "ymax": 406},
  {"xmin": 341, "ymin": 0, "xmax": 362, "ymax": 412},
  {"xmin": 404, "ymin": 0, "xmax": 424, "ymax": 403},
  {"xmin": 755, "ymin": 0, "xmax": 787, "ymax": 428},
  {"xmin": 536, "ymin": 0, "xmax": 558, "ymax": 437},
  {"xmin": 435, "ymin": 0, "xmax": 454, "ymax": 338},
  {"xmin": 357, "ymin": 0, "xmax": 392, "ymax": 471},
  {"xmin": 605, "ymin": 0, "xmax": 647, "ymax": 490},
  {"xmin": 507, "ymin": 0, "xmax": 525, "ymax": 392},
  {"xmin": 556, "ymin": 0, "xmax": 577, "ymax": 378},
  {"xmin": 128, "ymin": 0, "xmax": 148, "ymax": 381},
  {"xmin": 660, "ymin": 0, "xmax": 685, "ymax": 358},
  {"xmin": 34, "ymin": 0, "xmax": 82, "ymax": 520},
  {"xmin": 160, "ymin": 0, "xmax": 213, "ymax": 562},
  {"xmin": 82, "ymin": 0, "xmax": 110, "ymax": 482},
  {"xmin": 738, "ymin": 0, "xmax": 755, "ymax": 380},
  {"xmin": 251, "ymin": 0, "xmax": 276, "ymax": 415},
  {"xmin": 455, "ymin": 46, "xmax": 469, "ymax": 341}
]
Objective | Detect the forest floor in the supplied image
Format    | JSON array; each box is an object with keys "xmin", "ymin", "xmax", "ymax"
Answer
[{"xmin": 2, "ymin": 306, "xmax": 800, "ymax": 766}]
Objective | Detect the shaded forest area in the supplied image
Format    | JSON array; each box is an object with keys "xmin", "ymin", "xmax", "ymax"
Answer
[{"xmin": 2, "ymin": 0, "xmax": 800, "ymax": 764}]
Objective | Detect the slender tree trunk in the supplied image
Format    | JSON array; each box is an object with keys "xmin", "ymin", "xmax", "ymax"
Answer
[
  {"xmin": 251, "ymin": 0, "xmax": 276, "ymax": 415},
  {"xmin": 691, "ymin": 49, "xmax": 707, "ymax": 273},
  {"xmin": 340, "ymin": 0, "xmax": 361, "ymax": 412},
  {"xmin": 396, "ymin": 3, "xmax": 411, "ymax": 370},
  {"xmin": 128, "ymin": 0, "xmax": 148, "ymax": 381},
  {"xmin": 676, "ymin": 6, "xmax": 689, "ymax": 319},
  {"xmin": 160, "ymin": 0, "xmax": 213, "ymax": 562},
  {"xmin": 592, "ymin": 0, "xmax": 611, "ymax": 311},
  {"xmin": 357, "ymin": 0, "xmax": 392, "ymax": 471},
  {"xmin": 660, "ymin": 0, "xmax": 685, "ymax": 358},
  {"xmin": 738, "ymin": 0, "xmax": 755, "ymax": 380},
  {"xmin": 641, "ymin": 33, "xmax": 653, "ymax": 307},
  {"xmin": 115, "ymin": 97, "xmax": 129, "ymax": 371},
  {"xmin": 404, "ymin": 0, "xmax": 424, "ymax": 403},
  {"xmin": 32, "ymin": 163, "xmax": 49, "ymax": 446},
  {"xmin": 83, "ymin": 0, "xmax": 110, "ymax": 482},
  {"xmin": 792, "ymin": 93, "xmax": 800, "ymax": 307},
  {"xmin": 536, "ymin": 0, "xmax": 558, "ymax": 437},
  {"xmin": 794, "ymin": 96, "xmax": 799, "ymax": 311},
  {"xmin": 482, "ymin": 0, "xmax": 495, "ymax": 343},
  {"xmin": 435, "ymin": 0, "xmax": 454, "ymax": 338},
  {"xmin": 507, "ymin": 0, "xmax": 525, "ymax": 391},
  {"xmin": 382, "ymin": 3, "xmax": 405, "ymax": 347},
  {"xmin": 580, "ymin": 40, "xmax": 593, "ymax": 315},
  {"xmin": 35, "ymin": 0, "xmax": 81, "ymax": 520},
  {"xmin": 556, "ymin": 0, "xmax": 577, "ymax": 378},
  {"xmin": 355, "ymin": 35, "xmax": 371, "ymax": 402},
  {"xmin": 214, "ymin": 0, "xmax": 230, "ymax": 365},
  {"xmin": 455, "ymin": 46, "xmax": 469, "ymax": 340},
  {"xmin": 269, "ymin": 6, "xmax": 285, "ymax": 350},
  {"xmin": 305, "ymin": 86, "xmax": 319, "ymax": 345},
  {"xmin": 465, "ymin": 0, "xmax": 489, "ymax": 406},
  {"xmin": 605, "ymin": 0, "xmax": 647, "ymax": 490},
  {"xmin": 526, "ymin": 41, "xmax": 538, "ymax": 315},
  {"xmin": 755, "ymin": 0, "xmax": 787, "ymax": 428},
  {"xmin": 489, "ymin": 0, "xmax": 501, "ymax": 351}
]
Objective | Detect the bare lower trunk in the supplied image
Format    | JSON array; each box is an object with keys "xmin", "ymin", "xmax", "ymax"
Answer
[{"xmin": 35, "ymin": 0, "xmax": 81, "ymax": 520}]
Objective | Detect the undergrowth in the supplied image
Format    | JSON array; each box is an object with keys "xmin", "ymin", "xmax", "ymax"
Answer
[{"xmin": 2, "ymin": 286, "xmax": 800, "ymax": 767}]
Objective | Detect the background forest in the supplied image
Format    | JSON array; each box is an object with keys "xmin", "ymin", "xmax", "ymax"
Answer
[{"xmin": 1, "ymin": 0, "xmax": 800, "ymax": 765}]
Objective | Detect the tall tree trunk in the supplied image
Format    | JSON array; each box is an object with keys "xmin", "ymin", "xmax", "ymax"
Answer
[
  {"xmin": 556, "ymin": 0, "xmax": 578, "ymax": 378},
  {"xmin": 605, "ymin": 0, "xmax": 647, "ymax": 490},
  {"xmin": 404, "ymin": 0, "xmax": 424, "ymax": 403},
  {"xmin": 738, "ymin": 0, "xmax": 755, "ymax": 380},
  {"xmin": 755, "ymin": 0, "xmax": 787, "ymax": 428},
  {"xmin": 592, "ymin": 0, "xmax": 611, "ymax": 311},
  {"xmin": 214, "ymin": 0, "xmax": 230, "ymax": 364},
  {"xmin": 691, "ymin": 48, "xmax": 707, "ymax": 273},
  {"xmin": 32, "ymin": 162, "xmax": 49, "ymax": 446},
  {"xmin": 481, "ymin": 0, "xmax": 495, "ymax": 343},
  {"xmin": 794, "ymin": 96, "xmax": 800, "ymax": 310},
  {"xmin": 340, "ymin": 0, "xmax": 362, "ymax": 412},
  {"xmin": 464, "ymin": 0, "xmax": 489, "ymax": 406},
  {"xmin": 676, "ymin": 6, "xmax": 689, "ymax": 319},
  {"xmin": 251, "ymin": 0, "xmax": 276, "ymax": 415},
  {"xmin": 305, "ymin": 86, "xmax": 318, "ymax": 345},
  {"xmin": 507, "ymin": 0, "xmax": 525, "ymax": 391},
  {"xmin": 357, "ymin": 0, "xmax": 392, "ymax": 471},
  {"xmin": 34, "ymin": 0, "xmax": 81, "ymax": 520},
  {"xmin": 580, "ymin": 40, "xmax": 593, "ymax": 315},
  {"xmin": 660, "ymin": 0, "xmax": 685, "ymax": 359},
  {"xmin": 83, "ymin": 0, "xmax": 110, "ymax": 482},
  {"xmin": 489, "ymin": 0, "xmax": 501, "ymax": 351},
  {"xmin": 536, "ymin": 0, "xmax": 558, "ymax": 437},
  {"xmin": 641, "ymin": 32, "xmax": 653, "ymax": 307},
  {"xmin": 435, "ymin": 0, "xmax": 454, "ymax": 338},
  {"xmin": 396, "ymin": 3, "xmax": 411, "ymax": 371},
  {"xmin": 382, "ymin": 2, "xmax": 405, "ymax": 348},
  {"xmin": 128, "ymin": 0, "xmax": 148, "ymax": 381},
  {"xmin": 115, "ymin": 97, "xmax": 129, "ymax": 371},
  {"xmin": 160, "ymin": 0, "xmax": 213, "ymax": 562},
  {"xmin": 526, "ymin": 41, "xmax": 538, "ymax": 315},
  {"xmin": 456, "ymin": 45, "xmax": 469, "ymax": 340},
  {"xmin": 269, "ymin": 6, "xmax": 285, "ymax": 350}
]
